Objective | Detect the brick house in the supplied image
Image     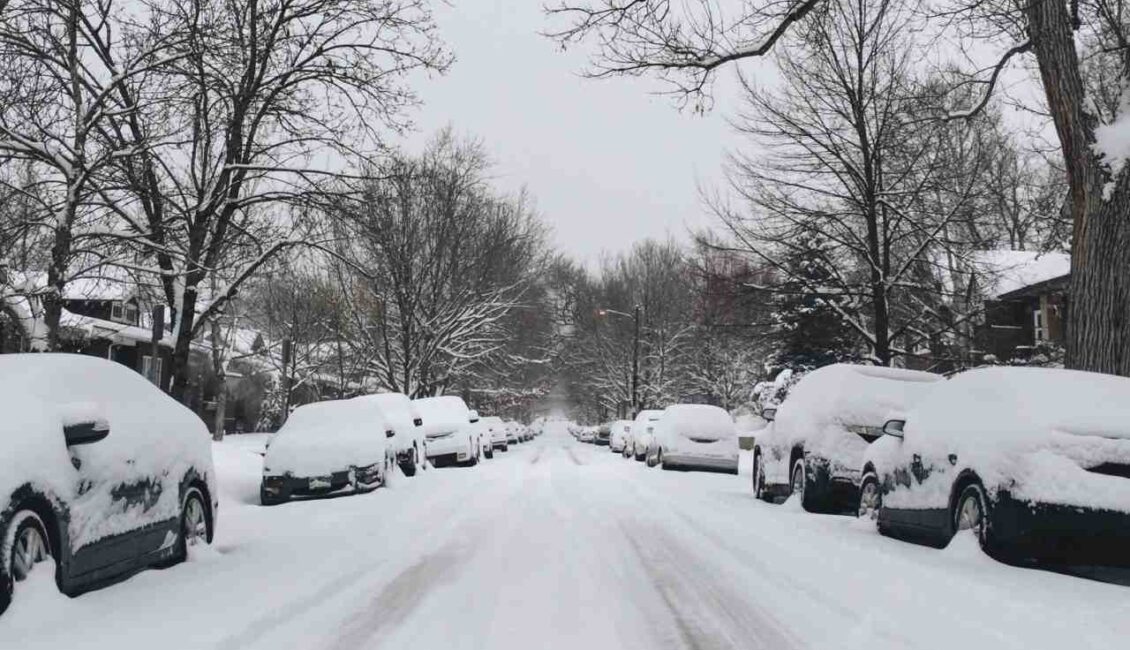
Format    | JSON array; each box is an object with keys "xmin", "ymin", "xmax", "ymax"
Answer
[{"xmin": 973, "ymin": 251, "xmax": 1070, "ymax": 363}]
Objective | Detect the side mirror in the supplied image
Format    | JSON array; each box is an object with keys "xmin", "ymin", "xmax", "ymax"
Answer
[
  {"xmin": 882, "ymin": 419, "xmax": 906, "ymax": 438},
  {"xmin": 64, "ymin": 420, "xmax": 110, "ymax": 446},
  {"xmin": 413, "ymin": 417, "xmax": 423, "ymax": 427},
  {"xmin": 762, "ymin": 408, "xmax": 777, "ymax": 422},
  {"xmin": 468, "ymin": 410, "xmax": 480, "ymax": 424},
  {"xmin": 385, "ymin": 429, "xmax": 396, "ymax": 439}
]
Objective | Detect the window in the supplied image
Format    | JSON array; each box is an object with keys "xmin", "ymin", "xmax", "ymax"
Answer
[
  {"xmin": 1033, "ymin": 307, "xmax": 1046, "ymax": 342},
  {"xmin": 142, "ymin": 355, "xmax": 163, "ymax": 384},
  {"xmin": 124, "ymin": 302, "xmax": 139, "ymax": 325},
  {"xmin": 111, "ymin": 301, "xmax": 123, "ymax": 321}
]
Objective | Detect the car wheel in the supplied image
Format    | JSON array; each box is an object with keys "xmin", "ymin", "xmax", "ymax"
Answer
[
  {"xmin": 858, "ymin": 473, "xmax": 881, "ymax": 520},
  {"xmin": 790, "ymin": 459, "xmax": 806, "ymax": 503},
  {"xmin": 659, "ymin": 449, "xmax": 671, "ymax": 470},
  {"xmin": 753, "ymin": 452, "xmax": 768, "ymax": 501},
  {"xmin": 953, "ymin": 482, "xmax": 997, "ymax": 553},
  {"xmin": 1, "ymin": 510, "xmax": 54, "ymax": 616},
  {"xmin": 174, "ymin": 488, "xmax": 211, "ymax": 563}
]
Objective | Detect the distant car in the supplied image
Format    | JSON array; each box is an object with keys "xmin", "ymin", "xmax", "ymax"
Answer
[
  {"xmin": 506, "ymin": 421, "xmax": 521, "ymax": 445},
  {"xmin": 414, "ymin": 396, "xmax": 480, "ymax": 467},
  {"xmin": 481, "ymin": 416, "xmax": 509, "ymax": 452},
  {"xmin": 753, "ymin": 364, "xmax": 941, "ymax": 513},
  {"xmin": 354, "ymin": 392, "xmax": 427, "ymax": 476},
  {"xmin": 649, "ymin": 404, "xmax": 739, "ymax": 473},
  {"xmin": 261, "ymin": 398, "xmax": 394, "ymax": 505},
  {"xmin": 0, "ymin": 354, "xmax": 217, "ymax": 618},
  {"xmin": 609, "ymin": 420, "xmax": 632, "ymax": 453},
  {"xmin": 862, "ymin": 367, "xmax": 1130, "ymax": 564},
  {"xmin": 595, "ymin": 424, "xmax": 611, "ymax": 446},
  {"xmin": 577, "ymin": 427, "xmax": 595, "ymax": 443},
  {"xmin": 628, "ymin": 410, "xmax": 664, "ymax": 461}
]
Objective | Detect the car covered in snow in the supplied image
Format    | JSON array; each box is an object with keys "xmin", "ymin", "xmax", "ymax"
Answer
[
  {"xmin": 753, "ymin": 364, "xmax": 941, "ymax": 512},
  {"xmin": 261, "ymin": 398, "xmax": 395, "ymax": 505},
  {"xmin": 627, "ymin": 410, "xmax": 664, "ymax": 461},
  {"xmin": 467, "ymin": 413, "xmax": 495, "ymax": 460},
  {"xmin": 577, "ymin": 426, "xmax": 595, "ymax": 443},
  {"xmin": 609, "ymin": 420, "xmax": 632, "ymax": 453},
  {"xmin": 649, "ymin": 404, "xmax": 739, "ymax": 473},
  {"xmin": 353, "ymin": 392, "xmax": 427, "ymax": 476},
  {"xmin": 594, "ymin": 423, "xmax": 611, "ymax": 446},
  {"xmin": 413, "ymin": 396, "xmax": 481, "ymax": 467},
  {"xmin": 0, "ymin": 354, "xmax": 217, "ymax": 617},
  {"xmin": 506, "ymin": 421, "xmax": 522, "ymax": 445},
  {"xmin": 480, "ymin": 416, "xmax": 509, "ymax": 452},
  {"xmin": 860, "ymin": 367, "xmax": 1130, "ymax": 563}
]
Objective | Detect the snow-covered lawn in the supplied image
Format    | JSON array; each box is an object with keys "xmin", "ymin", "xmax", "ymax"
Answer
[{"xmin": 3, "ymin": 432, "xmax": 1129, "ymax": 649}]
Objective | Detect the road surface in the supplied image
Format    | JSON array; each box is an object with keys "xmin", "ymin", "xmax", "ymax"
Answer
[{"xmin": 3, "ymin": 430, "xmax": 1129, "ymax": 650}]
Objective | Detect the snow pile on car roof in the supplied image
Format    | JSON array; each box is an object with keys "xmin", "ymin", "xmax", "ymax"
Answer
[
  {"xmin": 264, "ymin": 398, "xmax": 390, "ymax": 477},
  {"xmin": 352, "ymin": 393, "xmax": 418, "ymax": 434},
  {"xmin": 412, "ymin": 396, "xmax": 470, "ymax": 435},
  {"xmin": 657, "ymin": 404, "xmax": 736, "ymax": 442},
  {"xmin": 0, "ymin": 353, "xmax": 212, "ymax": 548},
  {"xmin": 778, "ymin": 364, "xmax": 941, "ymax": 430}
]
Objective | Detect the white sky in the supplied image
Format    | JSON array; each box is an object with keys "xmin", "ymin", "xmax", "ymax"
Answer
[{"xmin": 403, "ymin": 1, "xmax": 742, "ymax": 267}]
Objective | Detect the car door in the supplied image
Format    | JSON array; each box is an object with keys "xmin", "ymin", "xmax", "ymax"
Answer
[{"xmin": 879, "ymin": 428, "xmax": 952, "ymax": 537}]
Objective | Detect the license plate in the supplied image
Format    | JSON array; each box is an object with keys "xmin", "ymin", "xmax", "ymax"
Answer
[{"xmin": 309, "ymin": 477, "xmax": 332, "ymax": 489}]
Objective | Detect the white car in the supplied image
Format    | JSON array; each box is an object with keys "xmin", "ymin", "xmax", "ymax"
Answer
[
  {"xmin": 354, "ymin": 392, "xmax": 427, "ymax": 476},
  {"xmin": 753, "ymin": 364, "xmax": 941, "ymax": 513},
  {"xmin": 468, "ymin": 413, "xmax": 495, "ymax": 459},
  {"xmin": 609, "ymin": 419, "xmax": 632, "ymax": 453},
  {"xmin": 628, "ymin": 410, "xmax": 664, "ymax": 461},
  {"xmin": 861, "ymin": 367, "xmax": 1130, "ymax": 563},
  {"xmin": 262, "ymin": 398, "xmax": 395, "ymax": 505},
  {"xmin": 414, "ymin": 396, "xmax": 480, "ymax": 467},
  {"xmin": 0, "ymin": 354, "xmax": 217, "ymax": 617},
  {"xmin": 649, "ymin": 404, "xmax": 739, "ymax": 473},
  {"xmin": 481, "ymin": 416, "xmax": 509, "ymax": 452}
]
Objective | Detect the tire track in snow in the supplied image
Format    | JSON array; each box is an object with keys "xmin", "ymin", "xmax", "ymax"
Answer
[{"xmin": 619, "ymin": 520, "xmax": 802, "ymax": 650}]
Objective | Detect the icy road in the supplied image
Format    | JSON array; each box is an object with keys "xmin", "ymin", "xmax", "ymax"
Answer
[{"xmin": 4, "ymin": 431, "xmax": 1130, "ymax": 650}]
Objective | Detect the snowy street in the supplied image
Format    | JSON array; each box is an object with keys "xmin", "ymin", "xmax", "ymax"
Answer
[{"xmin": 3, "ymin": 430, "xmax": 1129, "ymax": 650}]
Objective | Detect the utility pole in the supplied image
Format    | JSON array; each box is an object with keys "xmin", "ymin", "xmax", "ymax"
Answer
[
  {"xmin": 631, "ymin": 304, "xmax": 641, "ymax": 417},
  {"xmin": 281, "ymin": 337, "xmax": 293, "ymax": 425}
]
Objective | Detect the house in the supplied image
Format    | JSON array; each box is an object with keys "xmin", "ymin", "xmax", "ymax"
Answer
[{"xmin": 972, "ymin": 250, "xmax": 1071, "ymax": 363}]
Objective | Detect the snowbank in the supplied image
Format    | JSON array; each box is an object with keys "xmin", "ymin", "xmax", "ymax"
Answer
[{"xmin": 263, "ymin": 399, "xmax": 391, "ymax": 477}]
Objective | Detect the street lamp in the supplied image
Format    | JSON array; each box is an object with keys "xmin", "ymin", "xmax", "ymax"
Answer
[{"xmin": 594, "ymin": 305, "xmax": 642, "ymax": 417}]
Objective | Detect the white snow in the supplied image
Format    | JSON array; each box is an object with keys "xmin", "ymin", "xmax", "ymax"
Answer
[
  {"xmin": 263, "ymin": 399, "xmax": 391, "ymax": 477},
  {"xmin": 656, "ymin": 404, "xmax": 736, "ymax": 442},
  {"xmin": 351, "ymin": 393, "xmax": 424, "ymax": 457},
  {"xmin": 4, "ymin": 430, "xmax": 1130, "ymax": 649},
  {"xmin": 971, "ymin": 249, "xmax": 1071, "ymax": 298}
]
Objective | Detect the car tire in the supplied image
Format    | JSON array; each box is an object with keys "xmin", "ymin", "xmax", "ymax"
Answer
[
  {"xmin": 753, "ymin": 452, "xmax": 770, "ymax": 501},
  {"xmin": 659, "ymin": 449, "xmax": 672, "ymax": 470},
  {"xmin": 953, "ymin": 482, "xmax": 999, "ymax": 555},
  {"xmin": 1, "ymin": 510, "xmax": 54, "ymax": 616},
  {"xmin": 858, "ymin": 473, "xmax": 881, "ymax": 520},
  {"xmin": 485, "ymin": 446, "xmax": 494, "ymax": 460},
  {"xmin": 173, "ymin": 488, "xmax": 212, "ymax": 563},
  {"xmin": 790, "ymin": 458, "xmax": 807, "ymax": 506}
]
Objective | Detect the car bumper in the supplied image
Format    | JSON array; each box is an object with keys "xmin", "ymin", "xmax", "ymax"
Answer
[
  {"xmin": 991, "ymin": 493, "xmax": 1130, "ymax": 563},
  {"xmin": 262, "ymin": 465, "xmax": 381, "ymax": 499},
  {"xmin": 664, "ymin": 453, "xmax": 739, "ymax": 473}
]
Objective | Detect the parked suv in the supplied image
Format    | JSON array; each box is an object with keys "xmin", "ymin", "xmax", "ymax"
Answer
[
  {"xmin": 0, "ymin": 354, "xmax": 217, "ymax": 617},
  {"xmin": 354, "ymin": 393, "xmax": 427, "ymax": 476},
  {"xmin": 414, "ymin": 396, "xmax": 480, "ymax": 467}
]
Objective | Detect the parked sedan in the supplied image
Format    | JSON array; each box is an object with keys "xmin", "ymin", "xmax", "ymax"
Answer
[
  {"xmin": 414, "ymin": 396, "xmax": 481, "ymax": 467},
  {"xmin": 354, "ymin": 392, "xmax": 427, "ymax": 475},
  {"xmin": 753, "ymin": 364, "xmax": 941, "ymax": 513},
  {"xmin": 595, "ymin": 424, "xmax": 611, "ymax": 446},
  {"xmin": 628, "ymin": 410, "xmax": 664, "ymax": 461},
  {"xmin": 0, "ymin": 354, "xmax": 217, "ymax": 617},
  {"xmin": 650, "ymin": 404, "xmax": 739, "ymax": 473},
  {"xmin": 505, "ymin": 422, "xmax": 521, "ymax": 446},
  {"xmin": 862, "ymin": 367, "xmax": 1130, "ymax": 564},
  {"xmin": 261, "ymin": 398, "xmax": 394, "ymax": 505},
  {"xmin": 481, "ymin": 416, "xmax": 509, "ymax": 452},
  {"xmin": 609, "ymin": 420, "xmax": 632, "ymax": 453}
]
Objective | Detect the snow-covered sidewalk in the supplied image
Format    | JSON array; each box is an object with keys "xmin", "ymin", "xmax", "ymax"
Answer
[{"xmin": 3, "ymin": 433, "xmax": 1129, "ymax": 649}]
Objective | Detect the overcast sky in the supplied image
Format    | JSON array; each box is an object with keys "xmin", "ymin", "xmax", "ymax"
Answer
[{"xmin": 404, "ymin": 1, "xmax": 741, "ymax": 267}]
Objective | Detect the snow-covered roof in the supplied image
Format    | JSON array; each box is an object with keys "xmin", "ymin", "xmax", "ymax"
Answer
[{"xmin": 971, "ymin": 250, "xmax": 1070, "ymax": 299}]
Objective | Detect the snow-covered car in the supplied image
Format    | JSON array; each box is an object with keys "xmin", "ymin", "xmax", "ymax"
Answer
[
  {"xmin": 0, "ymin": 354, "xmax": 217, "ymax": 617},
  {"xmin": 594, "ymin": 423, "xmax": 611, "ymax": 446},
  {"xmin": 468, "ymin": 414, "xmax": 494, "ymax": 460},
  {"xmin": 861, "ymin": 367, "xmax": 1130, "ymax": 563},
  {"xmin": 481, "ymin": 416, "xmax": 509, "ymax": 452},
  {"xmin": 609, "ymin": 420, "xmax": 632, "ymax": 453},
  {"xmin": 414, "ymin": 396, "xmax": 480, "ymax": 467},
  {"xmin": 353, "ymin": 392, "xmax": 427, "ymax": 476},
  {"xmin": 261, "ymin": 398, "xmax": 394, "ymax": 505},
  {"xmin": 628, "ymin": 410, "xmax": 664, "ymax": 461},
  {"xmin": 753, "ymin": 364, "xmax": 941, "ymax": 513},
  {"xmin": 649, "ymin": 404, "xmax": 739, "ymax": 473},
  {"xmin": 577, "ymin": 427, "xmax": 595, "ymax": 443},
  {"xmin": 506, "ymin": 420, "xmax": 522, "ymax": 445}
]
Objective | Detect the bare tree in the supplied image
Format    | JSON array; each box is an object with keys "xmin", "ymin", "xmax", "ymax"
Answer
[{"xmin": 102, "ymin": 0, "xmax": 451, "ymax": 400}]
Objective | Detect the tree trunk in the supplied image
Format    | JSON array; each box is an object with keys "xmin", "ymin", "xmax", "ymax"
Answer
[
  {"xmin": 170, "ymin": 282, "xmax": 200, "ymax": 403},
  {"xmin": 1026, "ymin": 0, "xmax": 1130, "ymax": 375}
]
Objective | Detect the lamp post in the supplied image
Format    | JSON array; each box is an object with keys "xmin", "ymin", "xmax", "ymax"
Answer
[{"xmin": 595, "ymin": 305, "xmax": 642, "ymax": 417}]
